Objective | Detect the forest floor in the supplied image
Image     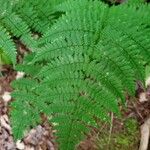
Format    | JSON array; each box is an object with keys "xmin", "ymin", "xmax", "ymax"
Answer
[{"xmin": 0, "ymin": 43, "xmax": 150, "ymax": 150}]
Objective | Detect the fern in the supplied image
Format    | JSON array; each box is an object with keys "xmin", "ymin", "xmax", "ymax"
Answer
[{"xmin": 10, "ymin": 0, "xmax": 150, "ymax": 149}]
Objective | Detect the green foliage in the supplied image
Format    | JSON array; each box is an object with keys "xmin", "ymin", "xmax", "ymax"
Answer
[
  {"xmin": 0, "ymin": 0, "xmax": 64, "ymax": 65},
  {"xmin": 10, "ymin": 0, "xmax": 150, "ymax": 149}
]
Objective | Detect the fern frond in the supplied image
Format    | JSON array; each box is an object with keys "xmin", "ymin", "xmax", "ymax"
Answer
[
  {"xmin": 1, "ymin": 11, "xmax": 37, "ymax": 48},
  {"xmin": 0, "ymin": 0, "xmax": 39, "ymax": 50},
  {"xmin": 10, "ymin": 0, "xmax": 150, "ymax": 149}
]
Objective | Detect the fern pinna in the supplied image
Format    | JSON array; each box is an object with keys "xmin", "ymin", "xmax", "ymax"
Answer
[{"xmin": 11, "ymin": 0, "xmax": 150, "ymax": 149}]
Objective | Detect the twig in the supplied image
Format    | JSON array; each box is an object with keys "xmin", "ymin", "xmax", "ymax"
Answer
[{"xmin": 107, "ymin": 112, "xmax": 114, "ymax": 150}]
